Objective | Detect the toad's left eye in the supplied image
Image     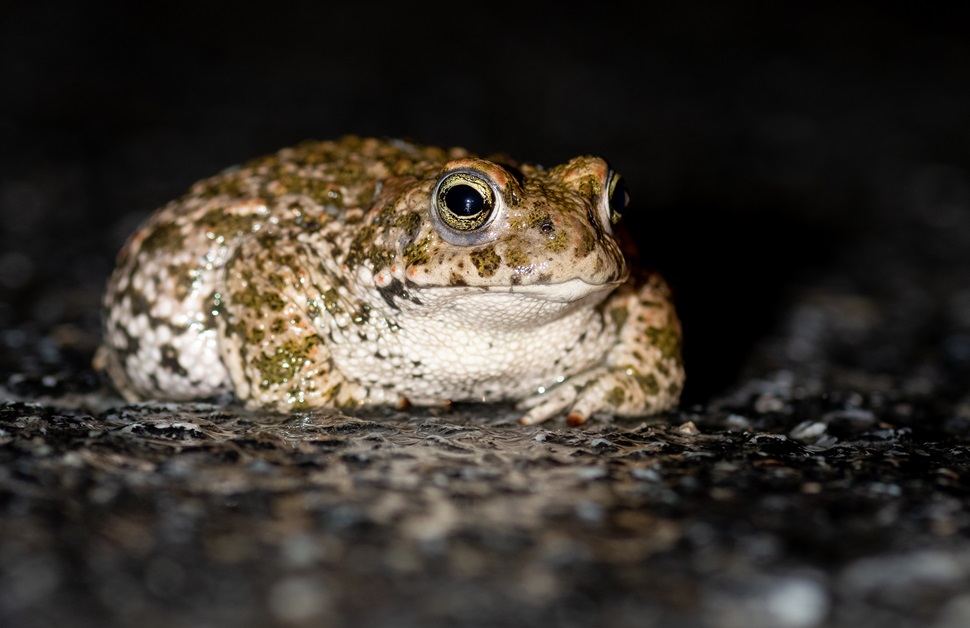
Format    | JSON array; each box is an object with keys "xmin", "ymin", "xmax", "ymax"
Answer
[{"xmin": 607, "ymin": 172, "xmax": 629, "ymax": 224}]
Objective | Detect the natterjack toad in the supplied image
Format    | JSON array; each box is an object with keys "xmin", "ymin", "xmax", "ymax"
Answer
[{"xmin": 98, "ymin": 137, "xmax": 684, "ymax": 425}]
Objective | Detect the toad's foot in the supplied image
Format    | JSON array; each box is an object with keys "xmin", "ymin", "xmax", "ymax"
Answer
[{"xmin": 517, "ymin": 364, "xmax": 681, "ymax": 426}]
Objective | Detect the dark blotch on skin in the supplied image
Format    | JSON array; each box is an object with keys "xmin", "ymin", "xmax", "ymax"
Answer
[
  {"xmin": 404, "ymin": 237, "xmax": 431, "ymax": 267},
  {"xmin": 139, "ymin": 222, "xmax": 185, "ymax": 255},
  {"xmin": 646, "ymin": 326, "xmax": 682, "ymax": 365},
  {"xmin": 159, "ymin": 344, "xmax": 188, "ymax": 376},
  {"xmin": 578, "ymin": 231, "xmax": 596, "ymax": 258},
  {"xmin": 377, "ymin": 278, "xmax": 422, "ymax": 309},
  {"xmin": 470, "ymin": 247, "xmax": 501, "ymax": 278},
  {"xmin": 396, "ymin": 211, "xmax": 423, "ymax": 246},
  {"xmin": 527, "ymin": 208, "xmax": 553, "ymax": 231},
  {"xmin": 502, "ymin": 247, "xmax": 531, "ymax": 270}
]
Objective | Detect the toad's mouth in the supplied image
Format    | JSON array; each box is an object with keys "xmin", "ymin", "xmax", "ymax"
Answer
[
  {"xmin": 405, "ymin": 277, "xmax": 626, "ymax": 325},
  {"xmin": 477, "ymin": 277, "xmax": 623, "ymax": 303}
]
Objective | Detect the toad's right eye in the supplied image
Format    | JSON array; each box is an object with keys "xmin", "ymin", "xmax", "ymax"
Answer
[{"xmin": 434, "ymin": 172, "xmax": 496, "ymax": 232}]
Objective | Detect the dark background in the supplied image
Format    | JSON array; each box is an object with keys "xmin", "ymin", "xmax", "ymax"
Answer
[{"xmin": 2, "ymin": 1, "xmax": 969, "ymax": 403}]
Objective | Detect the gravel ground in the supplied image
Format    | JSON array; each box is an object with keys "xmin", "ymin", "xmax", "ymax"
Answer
[{"xmin": 2, "ymin": 3, "xmax": 970, "ymax": 627}]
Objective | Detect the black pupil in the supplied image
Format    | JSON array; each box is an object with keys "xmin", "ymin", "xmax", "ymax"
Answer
[
  {"xmin": 445, "ymin": 184, "xmax": 485, "ymax": 217},
  {"xmin": 610, "ymin": 177, "xmax": 629, "ymax": 214}
]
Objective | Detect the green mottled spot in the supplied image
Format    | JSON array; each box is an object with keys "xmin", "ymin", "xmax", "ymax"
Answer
[
  {"xmin": 247, "ymin": 327, "xmax": 265, "ymax": 344},
  {"xmin": 352, "ymin": 303, "xmax": 371, "ymax": 325},
  {"xmin": 579, "ymin": 174, "xmax": 600, "ymax": 199},
  {"xmin": 637, "ymin": 370, "xmax": 661, "ymax": 395},
  {"xmin": 306, "ymin": 299, "xmax": 321, "ymax": 320},
  {"xmin": 345, "ymin": 225, "xmax": 376, "ymax": 268},
  {"xmin": 607, "ymin": 386, "xmax": 626, "ymax": 407},
  {"xmin": 268, "ymin": 273, "xmax": 287, "ymax": 291},
  {"xmin": 545, "ymin": 229, "xmax": 568, "ymax": 252},
  {"xmin": 322, "ymin": 288, "xmax": 342, "ymax": 314},
  {"xmin": 275, "ymin": 170, "xmax": 333, "ymax": 204},
  {"xmin": 251, "ymin": 335, "xmax": 322, "ymax": 389},
  {"xmin": 355, "ymin": 182, "xmax": 378, "ymax": 208},
  {"xmin": 233, "ymin": 282, "xmax": 285, "ymax": 312},
  {"xmin": 390, "ymin": 159, "xmax": 420, "ymax": 176},
  {"xmin": 368, "ymin": 246, "xmax": 395, "ymax": 271},
  {"xmin": 404, "ymin": 236, "xmax": 431, "ymax": 267},
  {"xmin": 373, "ymin": 202, "xmax": 397, "ymax": 228},
  {"xmin": 646, "ymin": 325, "xmax": 682, "ymax": 365},
  {"xmin": 322, "ymin": 382, "xmax": 342, "ymax": 402},
  {"xmin": 283, "ymin": 335, "xmax": 321, "ymax": 362},
  {"xmin": 232, "ymin": 283, "xmax": 260, "ymax": 309},
  {"xmin": 470, "ymin": 247, "xmax": 501, "ymax": 278},
  {"xmin": 579, "ymin": 231, "xmax": 596, "ymax": 258},
  {"xmin": 610, "ymin": 305, "xmax": 629, "ymax": 331},
  {"xmin": 140, "ymin": 222, "xmax": 184, "ymax": 255},
  {"xmin": 171, "ymin": 264, "xmax": 195, "ymax": 300},
  {"xmin": 449, "ymin": 272, "xmax": 467, "ymax": 286},
  {"xmin": 620, "ymin": 365, "xmax": 661, "ymax": 396},
  {"xmin": 252, "ymin": 355, "xmax": 286, "ymax": 389},
  {"xmin": 200, "ymin": 208, "xmax": 255, "ymax": 238},
  {"xmin": 527, "ymin": 208, "xmax": 552, "ymax": 229},
  {"xmin": 396, "ymin": 211, "xmax": 422, "ymax": 238},
  {"xmin": 127, "ymin": 289, "xmax": 152, "ymax": 317},
  {"xmin": 502, "ymin": 247, "xmax": 530, "ymax": 269},
  {"xmin": 258, "ymin": 237, "xmax": 297, "ymax": 268},
  {"xmin": 333, "ymin": 162, "xmax": 365, "ymax": 189},
  {"xmin": 270, "ymin": 318, "xmax": 287, "ymax": 334},
  {"xmin": 264, "ymin": 292, "xmax": 285, "ymax": 311}
]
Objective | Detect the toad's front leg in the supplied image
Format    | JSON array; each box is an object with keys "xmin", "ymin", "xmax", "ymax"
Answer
[{"xmin": 519, "ymin": 273, "xmax": 684, "ymax": 425}]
